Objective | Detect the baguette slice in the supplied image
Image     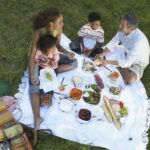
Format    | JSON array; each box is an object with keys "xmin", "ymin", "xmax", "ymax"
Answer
[
  {"xmin": 102, "ymin": 100, "xmax": 113, "ymax": 122},
  {"xmin": 103, "ymin": 96, "xmax": 121, "ymax": 129}
]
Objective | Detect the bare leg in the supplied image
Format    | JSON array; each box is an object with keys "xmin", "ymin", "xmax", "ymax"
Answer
[
  {"xmin": 118, "ymin": 68, "xmax": 137, "ymax": 84},
  {"xmin": 118, "ymin": 68, "xmax": 131, "ymax": 84},
  {"xmin": 30, "ymin": 93, "xmax": 43, "ymax": 130},
  {"xmin": 57, "ymin": 64, "xmax": 75, "ymax": 73},
  {"xmin": 30, "ymin": 93, "xmax": 43, "ymax": 146},
  {"xmin": 128, "ymin": 71, "xmax": 137, "ymax": 84}
]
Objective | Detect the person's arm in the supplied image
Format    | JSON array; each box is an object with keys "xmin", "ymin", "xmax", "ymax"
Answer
[
  {"xmin": 79, "ymin": 37, "xmax": 85, "ymax": 51},
  {"xmin": 28, "ymin": 30, "xmax": 41, "ymax": 84},
  {"xmin": 105, "ymin": 60, "xmax": 119, "ymax": 66},
  {"xmin": 56, "ymin": 35, "xmax": 75, "ymax": 59},
  {"xmin": 98, "ymin": 45, "xmax": 138, "ymax": 68},
  {"xmin": 95, "ymin": 47, "xmax": 110, "ymax": 60},
  {"xmin": 78, "ymin": 25, "xmax": 86, "ymax": 51},
  {"xmin": 105, "ymin": 31, "xmax": 121, "ymax": 52},
  {"xmin": 95, "ymin": 31, "xmax": 121, "ymax": 59}
]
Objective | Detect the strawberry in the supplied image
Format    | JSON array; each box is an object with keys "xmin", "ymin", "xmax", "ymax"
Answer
[{"xmin": 119, "ymin": 101, "xmax": 124, "ymax": 109}]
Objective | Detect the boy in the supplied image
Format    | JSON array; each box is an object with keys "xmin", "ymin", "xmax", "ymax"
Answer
[{"xmin": 70, "ymin": 12, "xmax": 104, "ymax": 58}]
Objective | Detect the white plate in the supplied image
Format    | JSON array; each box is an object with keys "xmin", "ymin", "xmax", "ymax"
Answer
[
  {"xmin": 72, "ymin": 75, "xmax": 84, "ymax": 88},
  {"xmin": 39, "ymin": 68, "xmax": 59, "ymax": 92}
]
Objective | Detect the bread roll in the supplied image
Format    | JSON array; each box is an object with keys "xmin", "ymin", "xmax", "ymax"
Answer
[
  {"xmin": 103, "ymin": 96, "xmax": 121, "ymax": 129},
  {"xmin": 102, "ymin": 100, "xmax": 113, "ymax": 122}
]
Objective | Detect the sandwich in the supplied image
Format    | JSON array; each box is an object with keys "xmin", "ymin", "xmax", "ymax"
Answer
[
  {"xmin": 103, "ymin": 96, "xmax": 128, "ymax": 129},
  {"xmin": 94, "ymin": 59, "xmax": 102, "ymax": 66}
]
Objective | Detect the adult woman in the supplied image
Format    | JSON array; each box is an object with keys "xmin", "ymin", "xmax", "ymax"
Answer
[
  {"xmin": 29, "ymin": 8, "xmax": 77, "ymax": 86},
  {"xmin": 28, "ymin": 8, "xmax": 77, "ymax": 145}
]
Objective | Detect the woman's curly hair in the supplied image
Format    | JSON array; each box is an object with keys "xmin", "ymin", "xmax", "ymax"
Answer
[{"xmin": 33, "ymin": 8, "xmax": 61, "ymax": 30}]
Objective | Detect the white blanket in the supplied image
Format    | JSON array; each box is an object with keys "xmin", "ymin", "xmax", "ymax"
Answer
[{"xmin": 14, "ymin": 33, "xmax": 150, "ymax": 150}]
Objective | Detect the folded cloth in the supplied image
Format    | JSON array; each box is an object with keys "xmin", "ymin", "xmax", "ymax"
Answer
[
  {"xmin": 39, "ymin": 68, "xmax": 59, "ymax": 93},
  {"xmin": 4, "ymin": 124, "xmax": 23, "ymax": 139}
]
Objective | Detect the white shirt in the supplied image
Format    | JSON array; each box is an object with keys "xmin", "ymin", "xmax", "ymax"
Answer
[
  {"xmin": 106, "ymin": 28, "xmax": 150, "ymax": 68},
  {"xmin": 78, "ymin": 23, "xmax": 104, "ymax": 49}
]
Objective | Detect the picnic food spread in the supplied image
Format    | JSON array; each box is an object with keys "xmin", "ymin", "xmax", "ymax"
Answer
[{"xmin": 54, "ymin": 58, "xmax": 128, "ymax": 129}]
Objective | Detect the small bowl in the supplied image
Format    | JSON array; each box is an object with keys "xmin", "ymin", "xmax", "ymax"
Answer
[
  {"xmin": 77, "ymin": 109, "xmax": 92, "ymax": 123},
  {"xmin": 59, "ymin": 99, "xmax": 74, "ymax": 112},
  {"xmin": 69, "ymin": 88, "xmax": 82, "ymax": 100}
]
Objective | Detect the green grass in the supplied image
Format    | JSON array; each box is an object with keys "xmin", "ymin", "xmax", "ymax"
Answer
[{"xmin": 0, "ymin": 0, "xmax": 150, "ymax": 149}]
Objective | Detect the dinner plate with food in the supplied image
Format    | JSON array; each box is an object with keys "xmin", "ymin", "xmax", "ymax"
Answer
[
  {"xmin": 82, "ymin": 84, "xmax": 101, "ymax": 105},
  {"xmin": 39, "ymin": 68, "xmax": 59, "ymax": 92},
  {"xmin": 107, "ymin": 86, "xmax": 123, "ymax": 100},
  {"xmin": 82, "ymin": 60, "xmax": 97, "ymax": 73},
  {"xmin": 72, "ymin": 75, "xmax": 84, "ymax": 88},
  {"xmin": 76, "ymin": 108, "xmax": 92, "ymax": 123},
  {"xmin": 76, "ymin": 107, "xmax": 104, "ymax": 123}
]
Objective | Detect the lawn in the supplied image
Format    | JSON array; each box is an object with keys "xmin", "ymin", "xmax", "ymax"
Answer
[{"xmin": 0, "ymin": 0, "xmax": 150, "ymax": 149}]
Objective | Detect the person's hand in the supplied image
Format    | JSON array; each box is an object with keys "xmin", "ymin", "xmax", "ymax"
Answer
[
  {"xmin": 48, "ymin": 59, "xmax": 58, "ymax": 69},
  {"xmin": 98, "ymin": 60, "xmax": 108, "ymax": 67},
  {"xmin": 30, "ymin": 75, "xmax": 38, "ymax": 85},
  {"xmin": 67, "ymin": 51, "xmax": 75, "ymax": 59}
]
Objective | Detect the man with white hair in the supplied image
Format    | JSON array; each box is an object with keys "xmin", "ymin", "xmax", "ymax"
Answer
[{"xmin": 96, "ymin": 12, "xmax": 150, "ymax": 84}]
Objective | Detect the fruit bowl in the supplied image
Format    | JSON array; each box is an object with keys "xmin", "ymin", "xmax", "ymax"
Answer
[{"xmin": 77, "ymin": 109, "xmax": 92, "ymax": 123}]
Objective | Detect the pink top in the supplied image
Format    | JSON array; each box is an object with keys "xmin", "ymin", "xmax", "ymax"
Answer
[{"xmin": 35, "ymin": 48, "xmax": 59, "ymax": 69}]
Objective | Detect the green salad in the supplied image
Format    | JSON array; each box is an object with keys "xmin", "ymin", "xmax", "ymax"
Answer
[
  {"xmin": 45, "ymin": 72, "xmax": 52, "ymax": 81},
  {"xmin": 83, "ymin": 84, "xmax": 101, "ymax": 105}
]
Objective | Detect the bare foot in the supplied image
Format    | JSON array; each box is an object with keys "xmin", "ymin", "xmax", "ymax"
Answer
[
  {"xmin": 33, "ymin": 130, "xmax": 37, "ymax": 146},
  {"xmin": 35, "ymin": 117, "xmax": 44, "ymax": 131},
  {"xmin": 33, "ymin": 117, "xmax": 44, "ymax": 146}
]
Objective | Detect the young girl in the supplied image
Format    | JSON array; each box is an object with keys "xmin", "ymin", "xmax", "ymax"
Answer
[{"xmin": 29, "ymin": 34, "xmax": 59, "ymax": 145}]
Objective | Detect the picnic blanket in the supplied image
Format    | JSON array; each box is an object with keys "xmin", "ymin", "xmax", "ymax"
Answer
[{"xmin": 14, "ymin": 33, "xmax": 150, "ymax": 150}]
